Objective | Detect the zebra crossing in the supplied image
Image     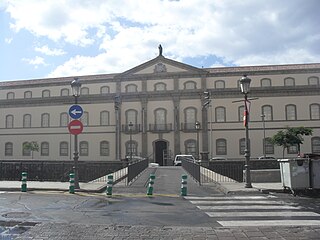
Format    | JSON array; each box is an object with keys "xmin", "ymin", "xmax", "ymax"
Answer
[{"xmin": 185, "ymin": 195, "xmax": 320, "ymax": 227}]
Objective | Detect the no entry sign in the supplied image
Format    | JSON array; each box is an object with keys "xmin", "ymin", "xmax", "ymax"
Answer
[{"xmin": 68, "ymin": 120, "xmax": 83, "ymax": 135}]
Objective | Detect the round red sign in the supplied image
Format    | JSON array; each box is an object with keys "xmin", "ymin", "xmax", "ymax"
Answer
[{"xmin": 68, "ymin": 120, "xmax": 83, "ymax": 135}]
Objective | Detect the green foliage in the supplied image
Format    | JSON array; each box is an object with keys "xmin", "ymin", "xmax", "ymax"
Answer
[
  {"xmin": 270, "ymin": 127, "xmax": 313, "ymax": 158},
  {"xmin": 23, "ymin": 141, "xmax": 39, "ymax": 159}
]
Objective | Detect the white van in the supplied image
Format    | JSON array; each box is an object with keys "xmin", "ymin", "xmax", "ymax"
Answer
[{"xmin": 174, "ymin": 155, "xmax": 196, "ymax": 166}]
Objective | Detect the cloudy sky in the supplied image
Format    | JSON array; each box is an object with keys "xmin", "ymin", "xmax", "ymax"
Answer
[{"xmin": 1, "ymin": 0, "xmax": 319, "ymax": 81}]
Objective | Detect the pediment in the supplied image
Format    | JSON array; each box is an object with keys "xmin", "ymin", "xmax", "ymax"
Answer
[{"xmin": 116, "ymin": 56, "xmax": 208, "ymax": 78}]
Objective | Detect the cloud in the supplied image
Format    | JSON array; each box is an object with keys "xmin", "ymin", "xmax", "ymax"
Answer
[
  {"xmin": 35, "ymin": 45, "xmax": 66, "ymax": 56},
  {"xmin": 5, "ymin": 38, "xmax": 12, "ymax": 44},
  {"xmin": 22, "ymin": 56, "xmax": 48, "ymax": 67}
]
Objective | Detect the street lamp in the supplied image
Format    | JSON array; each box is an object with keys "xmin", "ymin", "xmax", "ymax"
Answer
[
  {"xmin": 239, "ymin": 75, "xmax": 252, "ymax": 188},
  {"xmin": 195, "ymin": 121, "xmax": 201, "ymax": 160},
  {"xmin": 261, "ymin": 114, "xmax": 266, "ymax": 159},
  {"xmin": 128, "ymin": 121, "xmax": 133, "ymax": 162},
  {"xmin": 71, "ymin": 77, "xmax": 81, "ymax": 190}
]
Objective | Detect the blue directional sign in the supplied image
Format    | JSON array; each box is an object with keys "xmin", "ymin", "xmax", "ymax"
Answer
[{"xmin": 69, "ymin": 104, "xmax": 83, "ymax": 119}]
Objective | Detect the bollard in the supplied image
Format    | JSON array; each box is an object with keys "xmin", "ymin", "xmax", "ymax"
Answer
[
  {"xmin": 181, "ymin": 175, "xmax": 187, "ymax": 196},
  {"xmin": 106, "ymin": 175, "xmax": 113, "ymax": 196},
  {"xmin": 147, "ymin": 174, "xmax": 155, "ymax": 196},
  {"xmin": 69, "ymin": 173, "xmax": 75, "ymax": 194},
  {"xmin": 21, "ymin": 172, "xmax": 27, "ymax": 192}
]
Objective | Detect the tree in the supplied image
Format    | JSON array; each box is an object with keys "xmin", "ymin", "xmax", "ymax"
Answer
[
  {"xmin": 270, "ymin": 127, "xmax": 313, "ymax": 158},
  {"xmin": 23, "ymin": 141, "xmax": 39, "ymax": 159}
]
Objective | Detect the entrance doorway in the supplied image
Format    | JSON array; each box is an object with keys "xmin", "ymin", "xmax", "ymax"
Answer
[{"xmin": 154, "ymin": 140, "xmax": 168, "ymax": 166}]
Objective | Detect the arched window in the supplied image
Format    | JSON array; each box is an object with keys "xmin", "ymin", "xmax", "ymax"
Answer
[
  {"xmin": 239, "ymin": 138, "xmax": 250, "ymax": 155},
  {"xmin": 80, "ymin": 87, "xmax": 89, "ymax": 95},
  {"xmin": 42, "ymin": 90, "xmax": 50, "ymax": 98},
  {"xmin": 216, "ymin": 138, "xmax": 227, "ymax": 155},
  {"xmin": 126, "ymin": 109, "xmax": 137, "ymax": 125},
  {"xmin": 80, "ymin": 141, "xmax": 89, "ymax": 156},
  {"xmin": 100, "ymin": 86, "xmax": 110, "ymax": 94},
  {"xmin": 215, "ymin": 80, "xmax": 225, "ymax": 89},
  {"xmin": 6, "ymin": 115, "xmax": 14, "ymax": 128},
  {"xmin": 264, "ymin": 137, "xmax": 274, "ymax": 154},
  {"xmin": 215, "ymin": 107, "xmax": 226, "ymax": 122},
  {"xmin": 41, "ymin": 142, "xmax": 49, "ymax": 156},
  {"xmin": 184, "ymin": 107, "xmax": 196, "ymax": 130},
  {"xmin": 154, "ymin": 108, "xmax": 166, "ymax": 130},
  {"xmin": 5, "ymin": 142, "xmax": 13, "ymax": 156},
  {"xmin": 238, "ymin": 106, "xmax": 245, "ymax": 122},
  {"xmin": 308, "ymin": 76, "xmax": 319, "ymax": 86},
  {"xmin": 24, "ymin": 91, "xmax": 32, "ymax": 98},
  {"xmin": 284, "ymin": 77, "xmax": 295, "ymax": 86},
  {"xmin": 60, "ymin": 112, "xmax": 69, "ymax": 127},
  {"xmin": 80, "ymin": 111, "xmax": 89, "ymax": 126},
  {"xmin": 22, "ymin": 142, "xmax": 31, "ymax": 156},
  {"xmin": 61, "ymin": 88, "xmax": 69, "ymax": 96},
  {"xmin": 23, "ymin": 114, "xmax": 31, "ymax": 128},
  {"xmin": 154, "ymin": 82, "xmax": 166, "ymax": 91},
  {"xmin": 185, "ymin": 139, "xmax": 196, "ymax": 156},
  {"xmin": 7, "ymin": 92, "xmax": 14, "ymax": 99},
  {"xmin": 126, "ymin": 141, "xmax": 137, "ymax": 157},
  {"xmin": 41, "ymin": 113, "xmax": 50, "ymax": 127},
  {"xmin": 287, "ymin": 145, "xmax": 298, "ymax": 154},
  {"xmin": 60, "ymin": 142, "xmax": 69, "ymax": 156},
  {"xmin": 184, "ymin": 81, "xmax": 196, "ymax": 90},
  {"xmin": 126, "ymin": 84, "xmax": 138, "ymax": 93},
  {"xmin": 310, "ymin": 104, "xmax": 320, "ymax": 120},
  {"xmin": 261, "ymin": 78, "xmax": 272, "ymax": 87},
  {"xmin": 100, "ymin": 141, "xmax": 110, "ymax": 156},
  {"xmin": 285, "ymin": 104, "xmax": 297, "ymax": 120},
  {"xmin": 311, "ymin": 137, "xmax": 320, "ymax": 153},
  {"xmin": 262, "ymin": 105, "xmax": 273, "ymax": 121},
  {"xmin": 100, "ymin": 111, "xmax": 110, "ymax": 126}
]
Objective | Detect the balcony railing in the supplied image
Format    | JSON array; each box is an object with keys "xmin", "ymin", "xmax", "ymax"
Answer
[
  {"xmin": 181, "ymin": 123, "xmax": 198, "ymax": 132},
  {"xmin": 149, "ymin": 123, "xmax": 172, "ymax": 133},
  {"xmin": 122, "ymin": 124, "xmax": 141, "ymax": 134}
]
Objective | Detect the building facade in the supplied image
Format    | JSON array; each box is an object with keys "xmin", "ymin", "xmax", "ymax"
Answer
[{"xmin": 0, "ymin": 51, "xmax": 319, "ymax": 164}]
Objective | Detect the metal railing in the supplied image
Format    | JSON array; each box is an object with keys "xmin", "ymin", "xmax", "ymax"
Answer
[
  {"xmin": 127, "ymin": 158, "xmax": 149, "ymax": 184},
  {"xmin": 181, "ymin": 160, "xmax": 200, "ymax": 184}
]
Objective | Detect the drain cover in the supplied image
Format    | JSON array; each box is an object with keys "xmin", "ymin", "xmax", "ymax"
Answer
[{"xmin": 2, "ymin": 212, "xmax": 31, "ymax": 218}]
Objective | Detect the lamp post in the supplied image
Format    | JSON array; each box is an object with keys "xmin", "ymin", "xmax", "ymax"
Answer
[
  {"xmin": 128, "ymin": 121, "xmax": 133, "ymax": 162},
  {"xmin": 261, "ymin": 114, "xmax": 266, "ymax": 159},
  {"xmin": 70, "ymin": 77, "xmax": 81, "ymax": 190},
  {"xmin": 195, "ymin": 121, "xmax": 200, "ymax": 160},
  {"xmin": 240, "ymin": 75, "xmax": 252, "ymax": 188}
]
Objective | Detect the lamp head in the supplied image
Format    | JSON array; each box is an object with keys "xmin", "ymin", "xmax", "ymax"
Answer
[
  {"xmin": 71, "ymin": 77, "xmax": 81, "ymax": 97},
  {"xmin": 239, "ymin": 75, "xmax": 251, "ymax": 94}
]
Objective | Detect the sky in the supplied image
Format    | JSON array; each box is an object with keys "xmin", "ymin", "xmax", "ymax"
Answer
[{"xmin": 0, "ymin": 0, "xmax": 319, "ymax": 82}]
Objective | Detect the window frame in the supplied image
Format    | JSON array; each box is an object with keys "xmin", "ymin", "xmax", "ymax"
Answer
[
  {"xmin": 216, "ymin": 138, "xmax": 227, "ymax": 155},
  {"xmin": 41, "ymin": 142, "xmax": 49, "ymax": 156}
]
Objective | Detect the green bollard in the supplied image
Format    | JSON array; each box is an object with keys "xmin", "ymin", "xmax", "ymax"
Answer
[
  {"xmin": 181, "ymin": 175, "xmax": 187, "ymax": 196},
  {"xmin": 69, "ymin": 173, "xmax": 75, "ymax": 194},
  {"xmin": 147, "ymin": 174, "xmax": 155, "ymax": 196},
  {"xmin": 106, "ymin": 175, "xmax": 113, "ymax": 196},
  {"xmin": 21, "ymin": 172, "xmax": 27, "ymax": 192}
]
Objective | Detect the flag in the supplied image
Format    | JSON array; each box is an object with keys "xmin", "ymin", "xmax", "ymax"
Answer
[{"xmin": 243, "ymin": 99, "xmax": 251, "ymax": 127}]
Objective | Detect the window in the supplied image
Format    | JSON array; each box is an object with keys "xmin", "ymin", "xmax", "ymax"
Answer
[
  {"xmin": 80, "ymin": 112, "xmax": 89, "ymax": 126},
  {"xmin": 238, "ymin": 106, "xmax": 245, "ymax": 122},
  {"xmin": 184, "ymin": 81, "xmax": 196, "ymax": 90},
  {"xmin": 42, "ymin": 90, "xmax": 50, "ymax": 98},
  {"xmin": 5, "ymin": 142, "xmax": 13, "ymax": 156},
  {"xmin": 6, "ymin": 115, "xmax": 14, "ymax": 128},
  {"xmin": 311, "ymin": 137, "xmax": 320, "ymax": 153},
  {"xmin": 154, "ymin": 108, "xmax": 166, "ymax": 130},
  {"xmin": 261, "ymin": 78, "xmax": 272, "ymax": 87},
  {"xmin": 23, "ymin": 114, "xmax": 31, "ymax": 128},
  {"xmin": 126, "ymin": 84, "xmax": 137, "ymax": 93},
  {"xmin": 60, "ymin": 112, "xmax": 69, "ymax": 127},
  {"xmin": 100, "ymin": 86, "xmax": 110, "ymax": 94},
  {"xmin": 41, "ymin": 113, "xmax": 50, "ymax": 127},
  {"xmin": 100, "ymin": 111, "xmax": 110, "ymax": 126},
  {"xmin": 310, "ymin": 104, "xmax": 320, "ymax": 120},
  {"xmin": 61, "ymin": 88, "xmax": 69, "ymax": 96},
  {"xmin": 60, "ymin": 142, "xmax": 69, "ymax": 156},
  {"xmin": 126, "ymin": 109, "xmax": 137, "ymax": 125},
  {"xmin": 216, "ymin": 139, "xmax": 227, "ymax": 155},
  {"xmin": 7, "ymin": 92, "xmax": 14, "ymax": 99},
  {"xmin": 22, "ymin": 142, "xmax": 31, "ymax": 156},
  {"xmin": 24, "ymin": 91, "xmax": 32, "ymax": 98},
  {"xmin": 126, "ymin": 141, "xmax": 137, "ymax": 156},
  {"xmin": 287, "ymin": 145, "xmax": 298, "ymax": 154},
  {"xmin": 154, "ymin": 82, "xmax": 166, "ymax": 91},
  {"xmin": 239, "ymin": 138, "xmax": 250, "ymax": 155},
  {"xmin": 80, "ymin": 87, "xmax": 89, "ymax": 95},
  {"xmin": 185, "ymin": 139, "xmax": 196, "ymax": 156},
  {"xmin": 285, "ymin": 104, "xmax": 297, "ymax": 120},
  {"xmin": 215, "ymin": 107, "xmax": 226, "ymax": 122},
  {"xmin": 80, "ymin": 141, "xmax": 89, "ymax": 156},
  {"xmin": 184, "ymin": 107, "xmax": 196, "ymax": 129},
  {"xmin": 284, "ymin": 77, "xmax": 295, "ymax": 86},
  {"xmin": 215, "ymin": 80, "xmax": 225, "ymax": 89},
  {"xmin": 100, "ymin": 141, "xmax": 110, "ymax": 156},
  {"xmin": 41, "ymin": 142, "xmax": 49, "ymax": 156},
  {"xmin": 262, "ymin": 105, "xmax": 273, "ymax": 121},
  {"xmin": 308, "ymin": 76, "xmax": 319, "ymax": 86},
  {"xmin": 264, "ymin": 138, "xmax": 274, "ymax": 154}
]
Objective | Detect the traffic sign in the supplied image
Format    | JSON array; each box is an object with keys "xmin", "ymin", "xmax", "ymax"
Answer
[
  {"xmin": 68, "ymin": 120, "xmax": 83, "ymax": 135},
  {"xmin": 69, "ymin": 105, "xmax": 83, "ymax": 119}
]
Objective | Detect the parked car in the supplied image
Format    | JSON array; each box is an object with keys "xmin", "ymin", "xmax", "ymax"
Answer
[
  {"xmin": 258, "ymin": 156, "xmax": 276, "ymax": 160},
  {"xmin": 210, "ymin": 157, "xmax": 227, "ymax": 161},
  {"xmin": 174, "ymin": 155, "xmax": 195, "ymax": 166}
]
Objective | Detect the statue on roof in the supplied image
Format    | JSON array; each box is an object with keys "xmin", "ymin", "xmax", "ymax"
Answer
[{"xmin": 158, "ymin": 44, "xmax": 163, "ymax": 56}]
